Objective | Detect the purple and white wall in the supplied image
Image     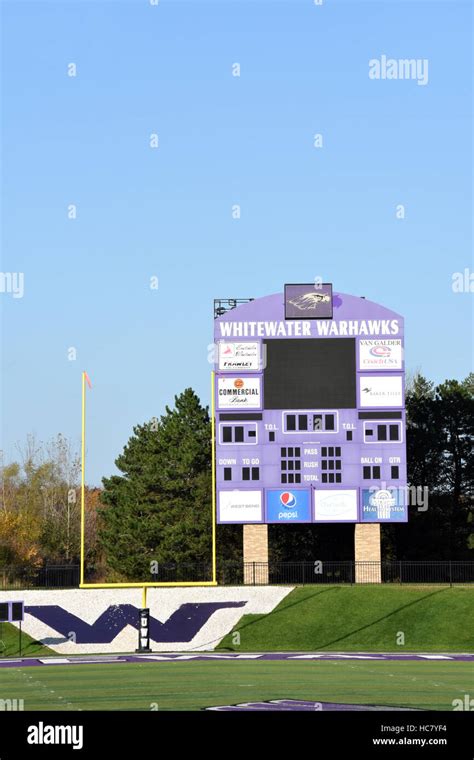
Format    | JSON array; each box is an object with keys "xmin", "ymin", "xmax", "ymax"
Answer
[{"xmin": 0, "ymin": 587, "xmax": 292, "ymax": 654}]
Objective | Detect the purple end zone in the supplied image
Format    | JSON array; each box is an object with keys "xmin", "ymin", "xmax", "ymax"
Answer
[
  {"xmin": 207, "ymin": 699, "xmax": 423, "ymax": 711},
  {"xmin": 0, "ymin": 652, "xmax": 472, "ymax": 668}
]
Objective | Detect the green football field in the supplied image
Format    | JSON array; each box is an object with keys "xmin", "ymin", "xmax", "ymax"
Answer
[
  {"xmin": 1, "ymin": 659, "xmax": 472, "ymax": 711},
  {"xmin": 1, "ymin": 586, "xmax": 472, "ymax": 711}
]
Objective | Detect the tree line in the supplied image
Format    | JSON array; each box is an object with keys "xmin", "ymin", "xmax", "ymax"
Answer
[{"xmin": 0, "ymin": 374, "xmax": 472, "ymax": 577}]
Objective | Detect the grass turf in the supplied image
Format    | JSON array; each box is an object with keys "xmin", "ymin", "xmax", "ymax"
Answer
[
  {"xmin": 0, "ymin": 660, "xmax": 471, "ymax": 711},
  {"xmin": 0, "ymin": 622, "xmax": 53, "ymax": 658},
  {"xmin": 217, "ymin": 586, "xmax": 474, "ymax": 652}
]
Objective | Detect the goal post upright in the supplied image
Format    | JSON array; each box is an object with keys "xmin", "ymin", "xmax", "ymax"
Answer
[
  {"xmin": 80, "ymin": 371, "xmax": 86, "ymax": 587},
  {"xmin": 211, "ymin": 370, "xmax": 217, "ymax": 584}
]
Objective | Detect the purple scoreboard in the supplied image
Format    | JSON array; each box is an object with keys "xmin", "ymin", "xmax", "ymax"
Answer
[{"xmin": 213, "ymin": 286, "xmax": 407, "ymax": 525}]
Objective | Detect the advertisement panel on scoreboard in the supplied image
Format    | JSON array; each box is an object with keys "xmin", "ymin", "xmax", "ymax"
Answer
[
  {"xmin": 217, "ymin": 376, "xmax": 262, "ymax": 410},
  {"xmin": 358, "ymin": 375, "xmax": 403, "ymax": 408},
  {"xmin": 218, "ymin": 490, "xmax": 263, "ymax": 523},
  {"xmin": 218, "ymin": 342, "xmax": 261, "ymax": 371},
  {"xmin": 360, "ymin": 487, "xmax": 407, "ymax": 522},
  {"xmin": 314, "ymin": 489, "xmax": 358, "ymax": 522},
  {"xmin": 266, "ymin": 489, "xmax": 311, "ymax": 523},
  {"xmin": 358, "ymin": 339, "xmax": 403, "ymax": 370}
]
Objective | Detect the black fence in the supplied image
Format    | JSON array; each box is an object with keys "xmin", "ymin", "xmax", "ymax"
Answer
[
  {"xmin": 0, "ymin": 561, "xmax": 473, "ymax": 589},
  {"xmin": 231, "ymin": 561, "xmax": 474, "ymax": 586},
  {"xmin": 0, "ymin": 565, "xmax": 80, "ymax": 590}
]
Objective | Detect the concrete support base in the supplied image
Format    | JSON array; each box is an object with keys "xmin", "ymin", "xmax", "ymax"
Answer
[
  {"xmin": 354, "ymin": 523, "xmax": 381, "ymax": 583},
  {"xmin": 243, "ymin": 524, "xmax": 269, "ymax": 584}
]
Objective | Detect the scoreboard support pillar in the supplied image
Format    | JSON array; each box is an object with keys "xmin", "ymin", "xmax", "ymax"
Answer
[
  {"xmin": 354, "ymin": 524, "xmax": 381, "ymax": 583},
  {"xmin": 243, "ymin": 524, "xmax": 269, "ymax": 585}
]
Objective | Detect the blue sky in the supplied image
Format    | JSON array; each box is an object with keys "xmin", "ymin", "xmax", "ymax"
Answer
[{"xmin": 1, "ymin": 0, "xmax": 472, "ymax": 485}]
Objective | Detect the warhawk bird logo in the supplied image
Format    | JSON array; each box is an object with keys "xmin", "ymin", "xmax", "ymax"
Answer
[{"xmin": 288, "ymin": 292, "xmax": 331, "ymax": 311}]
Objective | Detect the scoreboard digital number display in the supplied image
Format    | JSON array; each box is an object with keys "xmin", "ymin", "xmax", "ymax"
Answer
[
  {"xmin": 263, "ymin": 338, "xmax": 356, "ymax": 409},
  {"xmin": 214, "ymin": 286, "xmax": 407, "ymax": 525}
]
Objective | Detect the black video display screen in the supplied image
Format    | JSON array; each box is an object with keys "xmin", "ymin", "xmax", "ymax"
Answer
[{"xmin": 263, "ymin": 338, "xmax": 356, "ymax": 409}]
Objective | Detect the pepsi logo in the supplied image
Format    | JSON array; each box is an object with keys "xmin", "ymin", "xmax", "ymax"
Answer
[{"xmin": 280, "ymin": 491, "xmax": 297, "ymax": 508}]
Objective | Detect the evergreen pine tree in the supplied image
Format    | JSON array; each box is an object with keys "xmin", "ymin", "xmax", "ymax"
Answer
[{"xmin": 99, "ymin": 388, "xmax": 212, "ymax": 579}]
